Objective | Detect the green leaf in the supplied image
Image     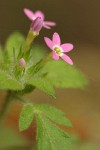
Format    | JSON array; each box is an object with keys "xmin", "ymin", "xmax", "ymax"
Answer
[
  {"xmin": 42, "ymin": 60, "xmax": 87, "ymax": 89},
  {"xmin": 5, "ymin": 32, "xmax": 25, "ymax": 60},
  {"xmin": 0, "ymin": 127, "xmax": 28, "ymax": 149},
  {"xmin": 35, "ymin": 104, "xmax": 72, "ymax": 127},
  {"xmin": 26, "ymin": 59, "xmax": 87, "ymax": 96},
  {"xmin": 19, "ymin": 104, "xmax": 34, "ymax": 131},
  {"xmin": 28, "ymin": 77, "xmax": 56, "ymax": 98},
  {"xmin": 0, "ymin": 70, "xmax": 24, "ymax": 90},
  {"xmin": 19, "ymin": 103, "xmax": 72, "ymax": 150},
  {"xmin": 36, "ymin": 114, "xmax": 71, "ymax": 150}
]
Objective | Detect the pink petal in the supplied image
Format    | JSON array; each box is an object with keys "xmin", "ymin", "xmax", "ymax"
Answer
[
  {"xmin": 34, "ymin": 11, "xmax": 45, "ymax": 20},
  {"xmin": 23, "ymin": 8, "xmax": 34, "ymax": 20},
  {"xmin": 61, "ymin": 43, "xmax": 73, "ymax": 52},
  {"xmin": 52, "ymin": 32, "xmax": 61, "ymax": 46},
  {"xmin": 44, "ymin": 21, "xmax": 56, "ymax": 26},
  {"xmin": 60, "ymin": 54, "xmax": 73, "ymax": 65},
  {"xmin": 52, "ymin": 51, "xmax": 59, "ymax": 60},
  {"xmin": 43, "ymin": 24, "xmax": 51, "ymax": 29},
  {"xmin": 44, "ymin": 37, "xmax": 53, "ymax": 49}
]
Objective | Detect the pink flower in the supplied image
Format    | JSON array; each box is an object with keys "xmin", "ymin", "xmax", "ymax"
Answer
[
  {"xmin": 30, "ymin": 17, "xmax": 43, "ymax": 33},
  {"xmin": 44, "ymin": 33, "xmax": 74, "ymax": 65},
  {"xmin": 24, "ymin": 8, "xmax": 56, "ymax": 29}
]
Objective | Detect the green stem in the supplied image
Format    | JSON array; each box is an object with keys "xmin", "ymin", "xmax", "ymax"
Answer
[
  {"xmin": 32, "ymin": 52, "xmax": 52, "ymax": 75},
  {"xmin": 14, "ymin": 95, "xmax": 27, "ymax": 104},
  {"xmin": 41, "ymin": 53, "xmax": 52, "ymax": 65},
  {"xmin": 22, "ymin": 30, "xmax": 38, "ymax": 54},
  {"xmin": 0, "ymin": 91, "xmax": 13, "ymax": 124},
  {"xmin": 0, "ymin": 91, "xmax": 28, "ymax": 124}
]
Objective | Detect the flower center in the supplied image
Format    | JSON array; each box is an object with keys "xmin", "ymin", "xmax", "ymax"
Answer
[
  {"xmin": 53, "ymin": 46, "xmax": 63, "ymax": 56},
  {"xmin": 32, "ymin": 17, "xmax": 36, "ymax": 20}
]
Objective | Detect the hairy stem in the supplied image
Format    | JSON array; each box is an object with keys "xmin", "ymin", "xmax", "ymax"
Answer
[
  {"xmin": 32, "ymin": 52, "xmax": 52, "ymax": 75},
  {"xmin": 14, "ymin": 95, "xmax": 27, "ymax": 104},
  {"xmin": 0, "ymin": 90, "xmax": 29, "ymax": 125},
  {"xmin": 0, "ymin": 91, "xmax": 13, "ymax": 124},
  {"xmin": 22, "ymin": 30, "xmax": 37, "ymax": 54}
]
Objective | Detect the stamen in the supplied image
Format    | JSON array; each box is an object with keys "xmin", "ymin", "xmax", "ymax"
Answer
[{"xmin": 53, "ymin": 46, "xmax": 63, "ymax": 56}]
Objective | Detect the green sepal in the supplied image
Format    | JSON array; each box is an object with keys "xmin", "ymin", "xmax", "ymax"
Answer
[{"xmin": 5, "ymin": 32, "xmax": 25, "ymax": 61}]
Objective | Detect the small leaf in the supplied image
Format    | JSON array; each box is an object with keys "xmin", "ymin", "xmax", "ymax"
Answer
[
  {"xmin": 24, "ymin": 48, "xmax": 32, "ymax": 62},
  {"xmin": 19, "ymin": 104, "xmax": 34, "ymax": 131},
  {"xmin": 28, "ymin": 77, "xmax": 56, "ymax": 98},
  {"xmin": 17, "ymin": 46, "xmax": 24, "ymax": 60}
]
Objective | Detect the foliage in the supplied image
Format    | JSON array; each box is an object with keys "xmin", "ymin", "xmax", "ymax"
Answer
[
  {"xmin": 0, "ymin": 32, "xmax": 88, "ymax": 150},
  {"xmin": 19, "ymin": 103, "xmax": 72, "ymax": 150},
  {"xmin": 0, "ymin": 32, "xmax": 87, "ymax": 95}
]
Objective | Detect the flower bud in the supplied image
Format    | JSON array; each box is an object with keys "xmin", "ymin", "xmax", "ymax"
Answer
[
  {"xmin": 18, "ymin": 58, "xmax": 26, "ymax": 69},
  {"xmin": 30, "ymin": 17, "xmax": 43, "ymax": 34}
]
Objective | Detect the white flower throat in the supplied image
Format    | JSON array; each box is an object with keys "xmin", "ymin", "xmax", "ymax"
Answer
[{"xmin": 53, "ymin": 46, "xmax": 63, "ymax": 56}]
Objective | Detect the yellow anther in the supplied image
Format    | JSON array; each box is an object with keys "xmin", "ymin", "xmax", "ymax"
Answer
[{"xmin": 53, "ymin": 46, "xmax": 63, "ymax": 56}]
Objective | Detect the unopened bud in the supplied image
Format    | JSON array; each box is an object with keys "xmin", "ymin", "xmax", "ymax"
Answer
[
  {"xmin": 18, "ymin": 58, "xmax": 26, "ymax": 69},
  {"xmin": 30, "ymin": 17, "xmax": 43, "ymax": 34}
]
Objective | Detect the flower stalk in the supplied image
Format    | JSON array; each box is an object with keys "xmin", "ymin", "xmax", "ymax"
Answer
[
  {"xmin": 0, "ymin": 91, "xmax": 28, "ymax": 125},
  {"xmin": 22, "ymin": 17, "xmax": 43, "ymax": 54},
  {"xmin": 32, "ymin": 52, "xmax": 52, "ymax": 75},
  {"xmin": 22, "ymin": 30, "xmax": 37, "ymax": 54}
]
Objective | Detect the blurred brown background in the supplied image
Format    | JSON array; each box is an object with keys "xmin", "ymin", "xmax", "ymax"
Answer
[
  {"xmin": 0, "ymin": 0, "xmax": 100, "ymax": 147},
  {"xmin": 0, "ymin": 0, "xmax": 100, "ymax": 45}
]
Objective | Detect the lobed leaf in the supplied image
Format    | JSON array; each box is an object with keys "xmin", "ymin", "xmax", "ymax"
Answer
[
  {"xmin": 19, "ymin": 104, "xmax": 34, "ymax": 131},
  {"xmin": 41, "ymin": 60, "xmax": 87, "ymax": 89},
  {"xmin": 19, "ymin": 103, "xmax": 72, "ymax": 150}
]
